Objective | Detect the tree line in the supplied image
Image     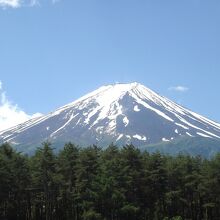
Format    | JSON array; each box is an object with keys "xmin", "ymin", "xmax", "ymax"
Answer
[{"xmin": 0, "ymin": 142, "xmax": 220, "ymax": 220}]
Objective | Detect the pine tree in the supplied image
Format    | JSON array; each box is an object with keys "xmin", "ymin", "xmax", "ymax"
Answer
[
  {"xmin": 0, "ymin": 143, "xmax": 31, "ymax": 220},
  {"xmin": 98, "ymin": 144, "xmax": 125, "ymax": 220},
  {"xmin": 30, "ymin": 142, "xmax": 58, "ymax": 220},
  {"xmin": 75, "ymin": 145, "xmax": 102, "ymax": 219},
  {"xmin": 119, "ymin": 144, "xmax": 143, "ymax": 220},
  {"xmin": 147, "ymin": 152, "xmax": 168, "ymax": 219},
  {"xmin": 57, "ymin": 142, "xmax": 79, "ymax": 220}
]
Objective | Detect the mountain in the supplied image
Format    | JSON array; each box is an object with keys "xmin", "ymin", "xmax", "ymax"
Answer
[{"xmin": 1, "ymin": 82, "xmax": 220, "ymax": 155}]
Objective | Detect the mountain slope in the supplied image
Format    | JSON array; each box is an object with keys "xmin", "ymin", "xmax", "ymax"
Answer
[
  {"xmin": 0, "ymin": 82, "xmax": 220, "ymax": 154},
  {"xmin": 144, "ymin": 136, "xmax": 220, "ymax": 158}
]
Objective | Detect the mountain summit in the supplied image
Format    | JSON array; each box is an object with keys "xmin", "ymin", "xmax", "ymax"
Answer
[{"xmin": 1, "ymin": 82, "xmax": 220, "ymax": 154}]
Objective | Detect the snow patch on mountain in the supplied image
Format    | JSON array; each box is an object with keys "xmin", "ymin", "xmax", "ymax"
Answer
[
  {"xmin": 162, "ymin": 138, "xmax": 170, "ymax": 142},
  {"xmin": 116, "ymin": 134, "xmax": 124, "ymax": 141},
  {"xmin": 175, "ymin": 123, "xmax": 189, "ymax": 130},
  {"xmin": 123, "ymin": 116, "xmax": 129, "ymax": 127},
  {"xmin": 197, "ymin": 132, "xmax": 212, "ymax": 138},
  {"xmin": 133, "ymin": 134, "xmax": 147, "ymax": 141},
  {"xmin": 134, "ymin": 105, "xmax": 140, "ymax": 112},
  {"xmin": 186, "ymin": 132, "xmax": 194, "ymax": 137}
]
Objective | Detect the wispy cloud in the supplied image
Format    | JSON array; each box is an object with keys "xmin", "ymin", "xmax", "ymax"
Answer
[
  {"xmin": 0, "ymin": 81, "xmax": 42, "ymax": 131},
  {"xmin": 168, "ymin": 86, "xmax": 189, "ymax": 92},
  {"xmin": 51, "ymin": 0, "xmax": 60, "ymax": 4},
  {"xmin": 0, "ymin": 0, "xmax": 60, "ymax": 8},
  {"xmin": 30, "ymin": 0, "xmax": 39, "ymax": 7}
]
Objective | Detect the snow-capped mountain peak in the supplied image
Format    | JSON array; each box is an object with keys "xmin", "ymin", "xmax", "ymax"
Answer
[{"xmin": 1, "ymin": 82, "xmax": 220, "ymax": 153}]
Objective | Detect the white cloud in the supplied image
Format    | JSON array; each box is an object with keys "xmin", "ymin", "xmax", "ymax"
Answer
[
  {"xmin": 0, "ymin": 0, "xmax": 59, "ymax": 8},
  {"xmin": 168, "ymin": 86, "xmax": 189, "ymax": 92},
  {"xmin": 0, "ymin": 0, "xmax": 20, "ymax": 8},
  {"xmin": 0, "ymin": 82, "xmax": 42, "ymax": 131}
]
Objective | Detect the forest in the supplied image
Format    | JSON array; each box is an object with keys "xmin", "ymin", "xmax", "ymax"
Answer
[{"xmin": 0, "ymin": 142, "xmax": 220, "ymax": 220}]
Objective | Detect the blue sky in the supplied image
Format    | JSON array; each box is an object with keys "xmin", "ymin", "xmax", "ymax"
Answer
[{"xmin": 0, "ymin": 0, "xmax": 220, "ymax": 130}]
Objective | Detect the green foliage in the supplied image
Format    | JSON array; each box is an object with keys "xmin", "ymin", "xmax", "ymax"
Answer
[
  {"xmin": 1, "ymin": 142, "xmax": 220, "ymax": 219},
  {"xmin": 82, "ymin": 209, "xmax": 102, "ymax": 220}
]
